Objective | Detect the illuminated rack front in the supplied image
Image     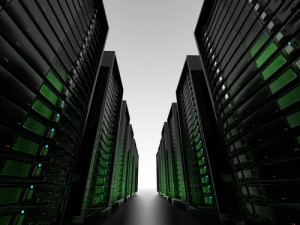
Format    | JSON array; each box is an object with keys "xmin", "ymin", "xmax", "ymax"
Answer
[
  {"xmin": 177, "ymin": 69, "xmax": 215, "ymax": 207},
  {"xmin": 167, "ymin": 103, "xmax": 188, "ymax": 203},
  {"xmin": 175, "ymin": 56, "xmax": 234, "ymax": 216},
  {"xmin": 71, "ymin": 52, "xmax": 123, "ymax": 221},
  {"xmin": 108, "ymin": 101, "xmax": 130, "ymax": 204},
  {"xmin": 195, "ymin": 0, "xmax": 300, "ymax": 223},
  {"xmin": 0, "ymin": 0, "xmax": 108, "ymax": 224}
]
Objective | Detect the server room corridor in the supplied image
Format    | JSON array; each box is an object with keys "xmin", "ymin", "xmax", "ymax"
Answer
[{"xmin": 87, "ymin": 189, "xmax": 231, "ymax": 225}]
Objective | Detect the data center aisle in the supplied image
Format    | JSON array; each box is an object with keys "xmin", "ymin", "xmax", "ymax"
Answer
[{"xmin": 90, "ymin": 189, "xmax": 233, "ymax": 225}]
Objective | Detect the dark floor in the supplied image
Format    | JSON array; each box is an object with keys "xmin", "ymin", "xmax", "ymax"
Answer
[{"xmin": 86, "ymin": 189, "xmax": 234, "ymax": 225}]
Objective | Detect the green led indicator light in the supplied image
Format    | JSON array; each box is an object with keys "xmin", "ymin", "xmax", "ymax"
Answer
[
  {"xmin": 48, "ymin": 128, "xmax": 55, "ymax": 139},
  {"xmin": 21, "ymin": 210, "xmax": 24, "ymax": 214}
]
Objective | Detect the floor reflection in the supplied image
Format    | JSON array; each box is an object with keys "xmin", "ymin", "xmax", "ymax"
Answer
[{"xmin": 86, "ymin": 189, "xmax": 233, "ymax": 225}]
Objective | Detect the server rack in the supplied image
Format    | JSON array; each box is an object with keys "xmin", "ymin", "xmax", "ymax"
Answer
[
  {"xmin": 157, "ymin": 139, "xmax": 168, "ymax": 196},
  {"xmin": 162, "ymin": 134, "xmax": 169, "ymax": 197},
  {"xmin": 131, "ymin": 139, "xmax": 139, "ymax": 195},
  {"xmin": 167, "ymin": 103, "xmax": 188, "ymax": 204},
  {"xmin": 156, "ymin": 152, "xmax": 160, "ymax": 193},
  {"xmin": 126, "ymin": 140, "xmax": 133, "ymax": 198},
  {"xmin": 157, "ymin": 124, "xmax": 174, "ymax": 198},
  {"xmin": 158, "ymin": 142, "xmax": 162, "ymax": 194},
  {"xmin": 175, "ymin": 56, "xmax": 235, "ymax": 217},
  {"xmin": 0, "ymin": 0, "xmax": 108, "ymax": 224},
  {"xmin": 122, "ymin": 128, "xmax": 139, "ymax": 199},
  {"xmin": 69, "ymin": 51, "xmax": 123, "ymax": 223},
  {"xmin": 162, "ymin": 123, "xmax": 175, "ymax": 198},
  {"xmin": 124, "ymin": 124, "xmax": 134, "ymax": 199},
  {"xmin": 195, "ymin": 0, "xmax": 300, "ymax": 224},
  {"xmin": 109, "ymin": 101, "xmax": 130, "ymax": 205}
]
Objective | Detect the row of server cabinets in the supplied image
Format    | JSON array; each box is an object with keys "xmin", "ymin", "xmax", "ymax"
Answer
[
  {"xmin": 192, "ymin": 0, "xmax": 300, "ymax": 224},
  {"xmin": 69, "ymin": 51, "xmax": 139, "ymax": 224},
  {"xmin": 0, "ymin": 0, "xmax": 139, "ymax": 224},
  {"xmin": 156, "ymin": 56, "xmax": 235, "ymax": 218},
  {"xmin": 157, "ymin": 1, "xmax": 300, "ymax": 221}
]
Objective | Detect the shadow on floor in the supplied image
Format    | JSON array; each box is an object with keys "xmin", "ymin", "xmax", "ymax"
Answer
[{"xmin": 85, "ymin": 189, "xmax": 234, "ymax": 225}]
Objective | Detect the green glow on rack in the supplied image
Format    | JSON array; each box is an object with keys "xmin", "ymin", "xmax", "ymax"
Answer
[
  {"xmin": 0, "ymin": 215, "xmax": 11, "ymax": 225},
  {"xmin": 204, "ymin": 196, "xmax": 213, "ymax": 204},
  {"xmin": 93, "ymin": 196, "xmax": 101, "ymax": 204},
  {"xmin": 53, "ymin": 61, "xmax": 68, "ymax": 81},
  {"xmin": 202, "ymin": 186, "xmax": 211, "ymax": 193},
  {"xmin": 198, "ymin": 157, "xmax": 205, "ymax": 166},
  {"xmin": 201, "ymin": 175, "xmax": 209, "ymax": 183},
  {"xmin": 12, "ymin": 136, "xmax": 39, "ymax": 155},
  {"xmin": 32, "ymin": 99, "xmax": 52, "ymax": 119},
  {"xmin": 1, "ymin": 160, "xmax": 31, "ymax": 177},
  {"xmin": 0, "ymin": 187, "xmax": 22, "ymax": 203},
  {"xmin": 54, "ymin": 114, "xmax": 60, "ymax": 123},
  {"xmin": 250, "ymin": 32, "xmax": 270, "ymax": 57},
  {"xmin": 196, "ymin": 141, "xmax": 202, "ymax": 150},
  {"xmin": 48, "ymin": 128, "xmax": 55, "ymax": 139},
  {"xmin": 23, "ymin": 116, "xmax": 46, "ymax": 136},
  {"xmin": 41, "ymin": 145, "xmax": 49, "ymax": 156},
  {"xmin": 286, "ymin": 111, "xmax": 300, "ymax": 128},
  {"xmin": 33, "ymin": 166, "xmax": 42, "ymax": 177},
  {"xmin": 255, "ymin": 42, "xmax": 278, "ymax": 68},
  {"xmin": 277, "ymin": 85, "xmax": 300, "ymax": 110},
  {"xmin": 268, "ymin": 68, "xmax": 297, "ymax": 94},
  {"xmin": 197, "ymin": 150, "xmax": 203, "ymax": 158},
  {"xmin": 194, "ymin": 135, "xmax": 200, "ymax": 143},
  {"xmin": 200, "ymin": 166, "xmax": 207, "ymax": 175},
  {"xmin": 40, "ymin": 84, "xmax": 59, "ymax": 105},
  {"xmin": 297, "ymin": 136, "xmax": 300, "ymax": 144},
  {"xmin": 47, "ymin": 71, "xmax": 63, "ymax": 93},
  {"xmin": 261, "ymin": 54, "xmax": 286, "ymax": 80},
  {"xmin": 194, "ymin": 127, "xmax": 200, "ymax": 136},
  {"xmin": 16, "ymin": 215, "xmax": 25, "ymax": 225},
  {"xmin": 59, "ymin": 100, "xmax": 65, "ymax": 109}
]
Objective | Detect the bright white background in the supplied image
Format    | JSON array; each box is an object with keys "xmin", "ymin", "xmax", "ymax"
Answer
[{"xmin": 103, "ymin": 0, "xmax": 204, "ymax": 190}]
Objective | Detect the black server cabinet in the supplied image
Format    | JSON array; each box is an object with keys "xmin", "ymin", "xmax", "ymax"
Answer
[
  {"xmin": 161, "ymin": 123, "xmax": 175, "ymax": 198},
  {"xmin": 109, "ymin": 101, "xmax": 130, "ymax": 204},
  {"xmin": 67, "ymin": 51, "xmax": 123, "ymax": 223},
  {"xmin": 176, "ymin": 56, "xmax": 236, "ymax": 218},
  {"xmin": 195, "ymin": 0, "xmax": 300, "ymax": 224},
  {"xmin": 0, "ymin": 1, "xmax": 108, "ymax": 224},
  {"xmin": 167, "ymin": 103, "xmax": 188, "ymax": 204},
  {"xmin": 125, "ymin": 125, "xmax": 134, "ymax": 198}
]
